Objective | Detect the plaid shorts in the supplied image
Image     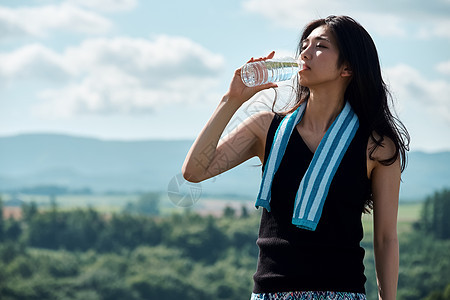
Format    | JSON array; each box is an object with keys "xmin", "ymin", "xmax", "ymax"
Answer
[{"xmin": 250, "ymin": 291, "xmax": 366, "ymax": 300}]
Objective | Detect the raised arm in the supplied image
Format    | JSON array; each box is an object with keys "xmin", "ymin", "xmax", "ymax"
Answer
[
  {"xmin": 369, "ymin": 137, "xmax": 401, "ymax": 300},
  {"xmin": 182, "ymin": 52, "xmax": 277, "ymax": 183}
]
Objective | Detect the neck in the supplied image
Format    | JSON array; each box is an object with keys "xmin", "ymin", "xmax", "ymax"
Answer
[{"xmin": 301, "ymin": 89, "xmax": 346, "ymax": 133}]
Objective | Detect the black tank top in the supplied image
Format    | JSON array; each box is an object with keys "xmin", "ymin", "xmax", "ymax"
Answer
[{"xmin": 253, "ymin": 113, "xmax": 371, "ymax": 294}]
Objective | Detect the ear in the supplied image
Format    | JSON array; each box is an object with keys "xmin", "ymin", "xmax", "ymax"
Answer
[{"xmin": 341, "ymin": 65, "xmax": 353, "ymax": 77}]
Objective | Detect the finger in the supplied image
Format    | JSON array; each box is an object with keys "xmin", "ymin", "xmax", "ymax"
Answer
[
  {"xmin": 245, "ymin": 51, "xmax": 275, "ymax": 64},
  {"xmin": 254, "ymin": 51, "xmax": 275, "ymax": 62},
  {"xmin": 255, "ymin": 82, "xmax": 278, "ymax": 92}
]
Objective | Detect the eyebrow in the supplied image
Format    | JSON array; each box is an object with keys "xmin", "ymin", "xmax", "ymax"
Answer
[{"xmin": 302, "ymin": 36, "xmax": 332, "ymax": 44}]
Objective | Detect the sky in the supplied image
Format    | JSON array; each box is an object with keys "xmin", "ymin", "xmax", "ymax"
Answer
[{"xmin": 0, "ymin": 0, "xmax": 449, "ymax": 152}]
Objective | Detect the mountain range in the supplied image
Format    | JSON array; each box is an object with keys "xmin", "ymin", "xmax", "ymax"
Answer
[{"xmin": 0, "ymin": 133, "xmax": 449, "ymax": 201}]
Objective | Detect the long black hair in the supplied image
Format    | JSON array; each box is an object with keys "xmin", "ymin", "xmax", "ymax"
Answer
[{"xmin": 286, "ymin": 15, "xmax": 409, "ymax": 172}]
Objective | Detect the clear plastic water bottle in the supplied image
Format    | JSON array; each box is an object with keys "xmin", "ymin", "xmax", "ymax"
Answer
[{"xmin": 241, "ymin": 57, "xmax": 302, "ymax": 87}]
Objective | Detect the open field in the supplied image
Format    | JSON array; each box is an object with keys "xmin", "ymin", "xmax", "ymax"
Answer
[
  {"xmin": 1, "ymin": 193, "xmax": 139, "ymax": 213},
  {"xmin": 2, "ymin": 193, "xmax": 422, "ymax": 230},
  {"xmin": 362, "ymin": 202, "xmax": 422, "ymax": 242}
]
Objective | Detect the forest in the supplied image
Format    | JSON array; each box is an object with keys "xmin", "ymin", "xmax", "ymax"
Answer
[{"xmin": 0, "ymin": 189, "xmax": 449, "ymax": 300}]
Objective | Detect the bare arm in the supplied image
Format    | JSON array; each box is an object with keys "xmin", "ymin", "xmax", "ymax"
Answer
[
  {"xmin": 369, "ymin": 138, "xmax": 401, "ymax": 300},
  {"xmin": 182, "ymin": 52, "xmax": 277, "ymax": 183}
]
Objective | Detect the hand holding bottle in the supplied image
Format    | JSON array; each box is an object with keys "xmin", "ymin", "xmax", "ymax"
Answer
[
  {"xmin": 241, "ymin": 55, "xmax": 302, "ymax": 87},
  {"xmin": 224, "ymin": 51, "xmax": 278, "ymax": 106},
  {"xmin": 183, "ymin": 52, "xmax": 278, "ymax": 183}
]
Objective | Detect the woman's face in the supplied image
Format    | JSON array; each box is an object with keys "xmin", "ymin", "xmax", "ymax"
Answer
[{"xmin": 299, "ymin": 25, "xmax": 346, "ymax": 89}]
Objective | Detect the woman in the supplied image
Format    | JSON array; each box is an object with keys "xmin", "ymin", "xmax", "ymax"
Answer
[{"xmin": 182, "ymin": 15, "xmax": 409, "ymax": 300}]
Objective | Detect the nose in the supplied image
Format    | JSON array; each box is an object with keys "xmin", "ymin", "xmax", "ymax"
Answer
[
  {"xmin": 301, "ymin": 48, "xmax": 311, "ymax": 60},
  {"xmin": 300, "ymin": 41, "xmax": 313, "ymax": 60}
]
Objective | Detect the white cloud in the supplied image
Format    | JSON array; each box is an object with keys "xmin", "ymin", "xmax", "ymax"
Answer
[
  {"xmin": 385, "ymin": 64, "xmax": 450, "ymax": 124},
  {"xmin": 0, "ymin": 3, "xmax": 112, "ymax": 39},
  {"xmin": 356, "ymin": 13, "xmax": 407, "ymax": 37},
  {"xmin": 0, "ymin": 35, "xmax": 225, "ymax": 116},
  {"xmin": 436, "ymin": 60, "xmax": 450, "ymax": 75},
  {"xmin": 417, "ymin": 19, "xmax": 450, "ymax": 39},
  {"xmin": 65, "ymin": 0, "xmax": 138, "ymax": 12},
  {"xmin": 64, "ymin": 35, "xmax": 225, "ymax": 81},
  {"xmin": 242, "ymin": 0, "xmax": 450, "ymax": 39},
  {"xmin": 0, "ymin": 44, "xmax": 72, "ymax": 83},
  {"xmin": 242, "ymin": 0, "xmax": 408, "ymax": 37}
]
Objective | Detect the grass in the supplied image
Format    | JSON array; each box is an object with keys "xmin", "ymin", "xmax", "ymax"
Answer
[
  {"xmin": 362, "ymin": 202, "xmax": 422, "ymax": 243},
  {"xmin": 2, "ymin": 193, "xmax": 140, "ymax": 214},
  {"xmin": 3, "ymin": 193, "xmax": 424, "ymax": 229}
]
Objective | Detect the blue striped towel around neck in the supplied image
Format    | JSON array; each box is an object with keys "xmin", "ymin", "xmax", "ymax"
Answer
[{"xmin": 255, "ymin": 101, "xmax": 359, "ymax": 231}]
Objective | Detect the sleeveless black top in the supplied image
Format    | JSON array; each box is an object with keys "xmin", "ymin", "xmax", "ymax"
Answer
[{"xmin": 253, "ymin": 114, "xmax": 371, "ymax": 294}]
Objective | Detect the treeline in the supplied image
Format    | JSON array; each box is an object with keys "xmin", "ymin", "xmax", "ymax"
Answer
[
  {"xmin": 8, "ymin": 185, "xmax": 93, "ymax": 196},
  {"xmin": 401, "ymin": 188, "xmax": 450, "ymax": 300},
  {"xmin": 0, "ymin": 189, "xmax": 449, "ymax": 299},
  {"xmin": 0, "ymin": 198, "xmax": 258, "ymax": 257},
  {"xmin": 0, "ymin": 197, "xmax": 260, "ymax": 300}
]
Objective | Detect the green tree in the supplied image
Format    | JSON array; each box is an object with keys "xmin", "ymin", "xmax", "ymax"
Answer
[
  {"xmin": 425, "ymin": 291, "xmax": 445, "ymax": 300},
  {"xmin": 62, "ymin": 208, "xmax": 104, "ymax": 251},
  {"xmin": 417, "ymin": 189, "xmax": 450, "ymax": 239},
  {"xmin": 397, "ymin": 231, "xmax": 450, "ymax": 300},
  {"xmin": 123, "ymin": 192, "xmax": 160, "ymax": 216},
  {"xmin": 240, "ymin": 205, "xmax": 249, "ymax": 218},
  {"xmin": 21, "ymin": 201, "xmax": 38, "ymax": 222},
  {"xmin": 444, "ymin": 284, "xmax": 450, "ymax": 299},
  {"xmin": 26, "ymin": 206, "xmax": 67, "ymax": 249},
  {"xmin": 424, "ymin": 284, "xmax": 450, "ymax": 300},
  {"xmin": 4, "ymin": 219, "xmax": 22, "ymax": 242},
  {"xmin": 163, "ymin": 213, "xmax": 228, "ymax": 262},
  {"xmin": 96, "ymin": 213, "xmax": 162, "ymax": 252},
  {"xmin": 0, "ymin": 242, "xmax": 25, "ymax": 264},
  {"xmin": 0, "ymin": 197, "xmax": 4, "ymax": 242},
  {"xmin": 223, "ymin": 206, "xmax": 236, "ymax": 218}
]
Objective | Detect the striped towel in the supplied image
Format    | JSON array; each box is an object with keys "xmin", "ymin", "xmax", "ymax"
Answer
[{"xmin": 255, "ymin": 101, "xmax": 359, "ymax": 231}]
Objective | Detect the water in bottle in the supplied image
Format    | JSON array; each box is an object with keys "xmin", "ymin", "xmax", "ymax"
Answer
[{"xmin": 241, "ymin": 57, "xmax": 302, "ymax": 87}]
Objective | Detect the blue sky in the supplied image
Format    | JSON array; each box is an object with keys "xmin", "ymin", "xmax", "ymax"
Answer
[{"xmin": 1, "ymin": 0, "xmax": 449, "ymax": 152}]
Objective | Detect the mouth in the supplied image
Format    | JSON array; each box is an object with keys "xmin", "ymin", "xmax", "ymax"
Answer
[{"xmin": 300, "ymin": 61, "xmax": 310, "ymax": 71}]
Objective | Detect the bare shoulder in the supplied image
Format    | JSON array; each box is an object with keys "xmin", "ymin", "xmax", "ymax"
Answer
[
  {"xmin": 368, "ymin": 132, "xmax": 397, "ymax": 161},
  {"xmin": 247, "ymin": 111, "xmax": 275, "ymax": 134},
  {"xmin": 366, "ymin": 132, "xmax": 399, "ymax": 179}
]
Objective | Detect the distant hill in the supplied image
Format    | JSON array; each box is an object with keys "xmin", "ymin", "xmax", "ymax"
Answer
[{"xmin": 0, "ymin": 133, "xmax": 448, "ymax": 201}]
